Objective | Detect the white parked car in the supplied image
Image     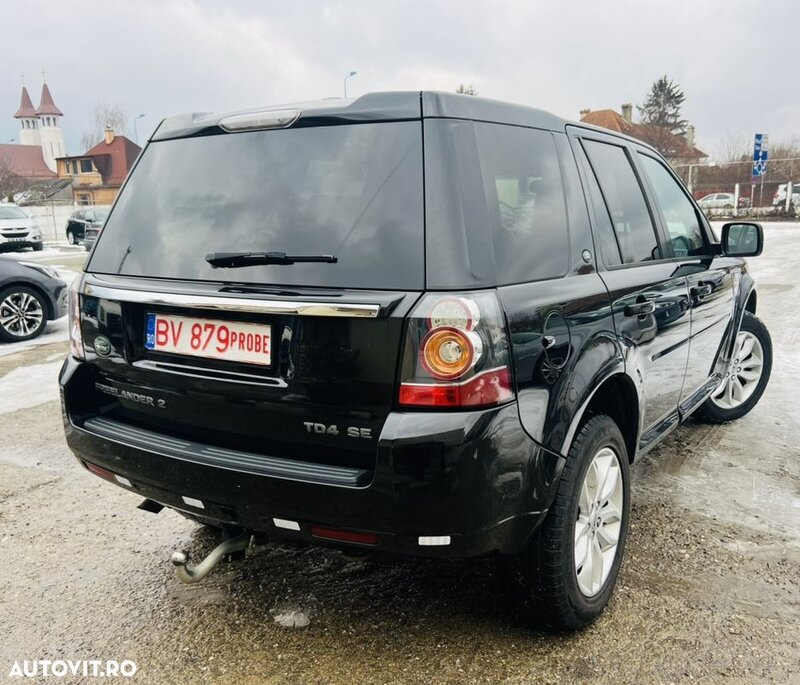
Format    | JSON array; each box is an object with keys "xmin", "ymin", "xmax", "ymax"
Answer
[
  {"xmin": 0, "ymin": 204, "xmax": 43, "ymax": 252},
  {"xmin": 772, "ymin": 183, "xmax": 800, "ymax": 207},
  {"xmin": 697, "ymin": 192, "xmax": 735, "ymax": 210}
]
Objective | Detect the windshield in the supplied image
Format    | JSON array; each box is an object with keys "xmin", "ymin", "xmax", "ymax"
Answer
[
  {"xmin": 0, "ymin": 206, "xmax": 28, "ymax": 220},
  {"xmin": 89, "ymin": 122, "xmax": 424, "ymax": 290}
]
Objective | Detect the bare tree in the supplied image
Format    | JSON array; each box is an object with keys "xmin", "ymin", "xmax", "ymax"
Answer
[
  {"xmin": 0, "ymin": 149, "xmax": 28, "ymax": 202},
  {"xmin": 456, "ymin": 84, "xmax": 478, "ymax": 96},
  {"xmin": 714, "ymin": 132, "xmax": 750, "ymax": 164},
  {"xmin": 81, "ymin": 103, "xmax": 129, "ymax": 151}
]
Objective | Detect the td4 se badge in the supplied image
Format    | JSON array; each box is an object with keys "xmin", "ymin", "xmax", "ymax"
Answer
[{"xmin": 303, "ymin": 422, "xmax": 372, "ymax": 439}]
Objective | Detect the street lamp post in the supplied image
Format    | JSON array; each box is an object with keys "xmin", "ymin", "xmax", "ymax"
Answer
[
  {"xmin": 343, "ymin": 71, "xmax": 357, "ymax": 99},
  {"xmin": 133, "ymin": 113, "xmax": 146, "ymax": 145}
]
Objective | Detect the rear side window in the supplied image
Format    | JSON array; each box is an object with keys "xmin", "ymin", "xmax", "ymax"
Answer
[
  {"xmin": 89, "ymin": 122, "xmax": 424, "ymax": 290},
  {"xmin": 638, "ymin": 153, "xmax": 706, "ymax": 257},
  {"xmin": 474, "ymin": 123, "xmax": 569, "ymax": 284},
  {"xmin": 574, "ymin": 144, "xmax": 622, "ymax": 266},
  {"xmin": 583, "ymin": 139, "xmax": 661, "ymax": 264}
]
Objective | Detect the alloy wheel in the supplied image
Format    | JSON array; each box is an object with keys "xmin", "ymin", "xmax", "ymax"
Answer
[
  {"xmin": 709, "ymin": 331, "xmax": 764, "ymax": 410},
  {"xmin": 0, "ymin": 291, "xmax": 45, "ymax": 338},
  {"xmin": 574, "ymin": 446, "xmax": 624, "ymax": 597}
]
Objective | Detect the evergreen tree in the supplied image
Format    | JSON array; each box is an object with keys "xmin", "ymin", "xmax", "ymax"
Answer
[
  {"xmin": 636, "ymin": 76, "xmax": 690, "ymax": 157},
  {"xmin": 637, "ymin": 76, "xmax": 688, "ymax": 137}
]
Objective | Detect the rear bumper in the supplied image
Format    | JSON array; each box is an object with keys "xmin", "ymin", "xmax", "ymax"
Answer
[{"xmin": 60, "ymin": 357, "xmax": 565, "ymax": 558}]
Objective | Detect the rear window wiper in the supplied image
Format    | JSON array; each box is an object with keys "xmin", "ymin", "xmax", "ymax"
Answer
[{"xmin": 205, "ymin": 251, "xmax": 338, "ymax": 269}]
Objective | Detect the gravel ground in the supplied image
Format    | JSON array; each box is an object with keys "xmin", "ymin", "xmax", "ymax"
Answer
[{"xmin": 0, "ymin": 227, "xmax": 798, "ymax": 684}]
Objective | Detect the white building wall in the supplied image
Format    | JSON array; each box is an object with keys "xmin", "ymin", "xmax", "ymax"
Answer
[
  {"xmin": 39, "ymin": 118, "xmax": 64, "ymax": 172},
  {"xmin": 18, "ymin": 117, "xmax": 41, "ymax": 147}
]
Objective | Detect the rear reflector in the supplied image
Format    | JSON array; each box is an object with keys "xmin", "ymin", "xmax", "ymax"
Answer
[
  {"xmin": 399, "ymin": 367, "xmax": 513, "ymax": 408},
  {"xmin": 418, "ymin": 536, "xmax": 451, "ymax": 546},
  {"xmin": 83, "ymin": 461, "xmax": 116, "ymax": 482},
  {"xmin": 181, "ymin": 496, "xmax": 205, "ymax": 509},
  {"xmin": 115, "ymin": 475, "xmax": 132, "ymax": 487},
  {"xmin": 273, "ymin": 518, "xmax": 301, "ymax": 531},
  {"xmin": 310, "ymin": 526, "xmax": 378, "ymax": 545}
]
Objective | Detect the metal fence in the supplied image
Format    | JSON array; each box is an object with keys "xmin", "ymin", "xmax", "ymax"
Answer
[
  {"xmin": 672, "ymin": 157, "xmax": 800, "ymax": 219},
  {"xmin": 26, "ymin": 202, "xmax": 75, "ymax": 242}
]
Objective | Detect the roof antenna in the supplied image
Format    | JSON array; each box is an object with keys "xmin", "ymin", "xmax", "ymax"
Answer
[
  {"xmin": 20, "ymin": 72, "xmax": 25, "ymax": 86},
  {"xmin": 41, "ymin": 68, "xmax": 46, "ymax": 84}
]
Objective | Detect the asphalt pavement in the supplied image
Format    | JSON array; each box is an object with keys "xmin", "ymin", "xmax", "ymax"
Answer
[{"xmin": 0, "ymin": 232, "xmax": 798, "ymax": 684}]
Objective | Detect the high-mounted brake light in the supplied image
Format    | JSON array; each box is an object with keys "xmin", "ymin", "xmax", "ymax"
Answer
[
  {"xmin": 398, "ymin": 292, "xmax": 514, "ymax": 409},
  {"xmin": 68, "ymin": 276, "xmax": 84, "ymax": 360},
  {"xmin": 219, "ymin": 109, "xmax": 301, "ymax": 131}
]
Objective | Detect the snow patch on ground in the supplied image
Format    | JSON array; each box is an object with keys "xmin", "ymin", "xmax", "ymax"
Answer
[{"xmin": 0, "ymin": 361, "xmax": 62, "ymax": 415}]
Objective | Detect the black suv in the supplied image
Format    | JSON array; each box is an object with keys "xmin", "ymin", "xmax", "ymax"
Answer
[{"xmin": 60, "ymin": 92, "xmax": 772, "ymax": 631}]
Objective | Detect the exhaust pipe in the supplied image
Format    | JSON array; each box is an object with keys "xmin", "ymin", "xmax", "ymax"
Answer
[{"xmin": 170, "ymin": 532, "xmax": 252, "ymax": 584}]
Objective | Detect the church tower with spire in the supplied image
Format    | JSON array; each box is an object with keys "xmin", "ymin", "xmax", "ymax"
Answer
[
  {"xmin": 14, "ymin": 83, "xmax": 41, "ymax": 147},
  {"xmin": 35, "ymin": 77, "xmax": 64, "ymax": 172}
]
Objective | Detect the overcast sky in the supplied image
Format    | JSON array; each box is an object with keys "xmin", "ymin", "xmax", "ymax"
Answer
[{"xmin": 1, "ymin": 0, "xmax": 796, "ymax": 158}]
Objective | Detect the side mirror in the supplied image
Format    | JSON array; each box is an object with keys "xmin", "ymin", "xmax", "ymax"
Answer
[{"xmin": 721, "ymin": 222, "xmax": 763, "ymax": 257}]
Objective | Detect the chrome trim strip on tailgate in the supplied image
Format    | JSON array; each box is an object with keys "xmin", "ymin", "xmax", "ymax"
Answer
[
  {"xmin": 82, "ymin": 283, "xmax": 381, "ymax": 318},
  {"xmin": 81, "ymin": 416, "xmax": 371, "ymax": 488}
]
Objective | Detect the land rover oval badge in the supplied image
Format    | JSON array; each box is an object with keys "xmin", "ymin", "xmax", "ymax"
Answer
[{"xmin": 94, "ymin": 335, "xmax": 112, "ymax": 356}]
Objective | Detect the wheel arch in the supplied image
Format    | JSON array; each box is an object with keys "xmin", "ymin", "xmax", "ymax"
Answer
[
  {"xmin": 560, "ymin": 371, "xmax": 639, "ymax": 463},
  {"xmin": 745, "ymin": 288, "xmax": 757, "ymax": 315}
]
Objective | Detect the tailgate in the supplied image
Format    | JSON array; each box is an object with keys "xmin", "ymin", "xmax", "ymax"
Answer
[{"xmin": 74, "ymin": 274, "xmax": 419, "ymax": 473}]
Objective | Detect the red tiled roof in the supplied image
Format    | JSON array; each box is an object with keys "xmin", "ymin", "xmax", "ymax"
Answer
[
  {"xmin": 36, "ymin": 83, "xmax": 63, "ymax": 116},
  {"xmin": 59, "ymin": 134, "xmax": 141, "ymax": 186},
  {"xmin": 13, "ymin": 86, "xmax": 37, "ymax": 119},
  {"xmin": 580, "ymin": 109, "xmax": 633, "ymax": 134},
  {"xmin": 0, "ymin": 143, "xmax": 56, "ymax": 180},
  {"xmin": 580, "ymin": 109, "xmax": 707, "ymax": 160}
]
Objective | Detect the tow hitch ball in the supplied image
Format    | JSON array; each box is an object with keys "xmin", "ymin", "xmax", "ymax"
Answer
[{"xmin": 170, "ymin": 532, "xmax": 261, "ymax": 584}]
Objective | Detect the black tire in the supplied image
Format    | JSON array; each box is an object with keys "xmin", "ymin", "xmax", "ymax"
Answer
[
  {"xmin": 0, "ymin": 285, "xmax": 49, "ymax": 342},
  {"xmin": 697, "ymin": 312, "xmax": 772, "ymax": 423},
  {"xmin": 32, "ymin": 242, "xmax": 44, "ymax": 252},
  {"xmin": 67, "ymin": 230, "xmax": 76, "ymax": 245},
  {"xmin": 501, "ymin": 414, "xmax": 630, "ymax": 632}
]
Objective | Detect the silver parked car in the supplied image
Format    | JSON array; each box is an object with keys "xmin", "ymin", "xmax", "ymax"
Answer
[
  {"xmin": 0, "ymin": 204, "xmax": 43, "ymax": 252},
  {"xmin": 697, "ymin": 192, "xmax": 735, "ymax": 210}
]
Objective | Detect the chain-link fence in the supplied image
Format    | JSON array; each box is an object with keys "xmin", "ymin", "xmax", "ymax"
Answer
[{"xmin": 672, "ymin": 157, "xmax": 800, "ymax": 218}]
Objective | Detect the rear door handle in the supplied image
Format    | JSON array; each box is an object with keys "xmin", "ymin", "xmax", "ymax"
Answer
[
  {"xmin": 691, "ymin": 284, "xmax": 713, "ymax": 302},
  {"xmin": 624, "ymin": 300, "xmax": 656, "ymax": 317}
]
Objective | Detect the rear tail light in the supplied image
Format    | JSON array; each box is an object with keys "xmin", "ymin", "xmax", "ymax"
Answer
[
  {"xmin": 398, "ymin": 292, "xmax": 514, "ymax": 408},
  {"xmin": 420, "ymin": 326, "xmax": 482, "ymax": 380},
  {"xmin": 68, "ymin": 276, "xmax": 84, "ymax": 360}
]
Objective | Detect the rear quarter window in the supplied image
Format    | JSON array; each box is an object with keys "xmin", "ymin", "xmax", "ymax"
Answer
[
  {"xmin": 424, "ymin": 120, "xmax": 569, "ymax": 288},
  {"xmin": 475, "ymin": 123, "xmax": 569, "ymax": 284}
]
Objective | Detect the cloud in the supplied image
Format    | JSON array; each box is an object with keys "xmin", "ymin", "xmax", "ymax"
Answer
[{"xmin": 0, "ymin": 0, "xmax": 795, "ymax": 156}]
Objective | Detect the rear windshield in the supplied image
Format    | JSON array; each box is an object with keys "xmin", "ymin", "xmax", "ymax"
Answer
[{"xmin": 89, "ymin": 122, "xmax": 424, "ymax": 290}]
